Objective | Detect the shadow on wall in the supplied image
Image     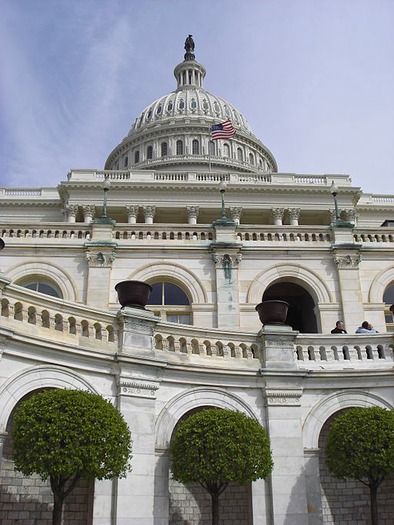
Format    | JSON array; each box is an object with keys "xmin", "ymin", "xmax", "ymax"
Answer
[{"xmin": 169, "ymin": 478, "xmax": 252, "ymax": 525}]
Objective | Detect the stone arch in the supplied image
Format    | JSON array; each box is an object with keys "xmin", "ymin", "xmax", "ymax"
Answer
[
  {"xmin": 155, "ymin": 387, "xmax": 258, "ymax": 450},
  {"xmin": 368, "ymin": 266, "xmax": 394, "ymax": 302},
  {"xmin": 247, "ymin": 263, "xmax": 332, "ymax": 305},
  {"xmin": 4, "ymin": 261, "xmax": 78, "ymax": 302},
  {"xmin": 303, "ymin": 389, "xmax": 392, "ymax": 450},
  {"xmin": 129, "ymin": 262, "xmax": 208, "ymax": 304},
  {"xmin": 0, "ymin": 365, "xmax": 99, "ymax": 433}
]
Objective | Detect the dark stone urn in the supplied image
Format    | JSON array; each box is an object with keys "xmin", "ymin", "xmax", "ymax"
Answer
[
  {"xmin": 255, "ymin": 299, "xmax": 289, "ymax": 325},
  {"xmin": 115, "ymin": 280, "xmax": 152, "ymax": 309}
]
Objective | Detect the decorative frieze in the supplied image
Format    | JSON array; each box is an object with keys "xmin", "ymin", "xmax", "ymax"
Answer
[
  {"xmin": 212, "ymin": 253, "xmax": 242, "ymax": 267},
  {"xmin": 333, "ymin": 253, "xmax": 362, "ymax": 269},
  {"xmin": 86, "ymin": 250, "xmax": 116, "ymax": 268},
  {"xmin": 265, "ymin": 389, "xmax": 302, "ymax": 406},
  {"xmin": 118, "ymin": 380, "xmax": 159, "ymax": 399}
]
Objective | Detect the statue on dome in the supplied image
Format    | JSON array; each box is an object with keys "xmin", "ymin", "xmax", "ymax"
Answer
[{"xmin": 184, "ymin": 34, "xmax": 195, "ymax": 61}]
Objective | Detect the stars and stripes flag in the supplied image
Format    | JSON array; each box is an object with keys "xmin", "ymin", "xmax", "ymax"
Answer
[{"xmin": 210, "ymin": 119, "xmax": 236, "ymax": 140}]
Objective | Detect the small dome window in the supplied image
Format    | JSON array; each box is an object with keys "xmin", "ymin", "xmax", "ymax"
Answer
[
  {"xmin": 156, "ymin": 104, "xmax": 162, "ymax": 115},
  {"xmin": 237, "ymin": 148, "xmax": 243, "ymax": 161},
  {"xmin": 147, "ymin": 108, "xmax": 153, "ymax": 119},
  {"xmin": 192, "ymin": 139, "xmax": 199, "ymax": 155},
  {"xmin": 233, "ymin": 111, "xmax": 240, "ymax": 124},
  {"xmin": 161, "ymin": 142, "xmax": 168, "ymax": 156},
  {"xmin": 202, "ymin": 99, "xmax": 209, "ymax": 111},
  {"xmin": 213, "ymin": 101, "xmax": 220, "ymax": 114},
  {"xmin": 176, "ymin": 140, "xmax": 184, "ymax": 155},
  {"xmin": 167, "ymin": 101, "xmax": 173, "ymax": 112},
  {"xmin": 190, "ymin": 98, "xmax": 197, "ymax": 110},
  {"xmin": 147, "ymin": 145, "xmax": 153, "ymax": 160},
  {"xmin": 249, "ymin": 153, "xmax": 255, "ymax": 165},
  {"xmin": 224, "ymin": 105, "xmax": 231, "ymax": 117},
  {"xmin": 178, "ymin": 99, "xmax": 185, "ymax": 110}
]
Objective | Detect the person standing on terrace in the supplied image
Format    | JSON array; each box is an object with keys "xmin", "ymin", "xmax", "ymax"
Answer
[{"xmin": 331, "ymin": 321, "xmax": 347, "ymax": 334}]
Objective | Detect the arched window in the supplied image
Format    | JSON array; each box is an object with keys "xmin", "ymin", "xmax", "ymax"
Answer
[
  {"xmin": 134, "ymin": 150, "xmax": 140, "ymax": 164},
  {"xmin": 249, "ymin": 153, "xmax": 255, "ymax": 165},
  {"xmin": 192, "ymin": 139, "xmax": 199, "ymax": 155},
  {"xmin": 176, "ymin": 140, "xmax": 184, "ymax": 155},
  {"xmin": 161, "ymin": 142, "xmax": 168, "ymax": 157},
  {"xmin": 384, "ymin": 283, "xmax": 394, "ymax": 332},
  {"xmin": 124, "ymin": 156, "xmax": 128, "ymax": 168},
  {"xmin": 237, "ymin": 147, "xmax": 243, "ymax": 161},
  {"xmin": 147, "ymin": 145, "xmax": 153, "ymax": 159},
  {"xmin": 223, "ymin": 143, "xmax": 230, "ymax": 157},
  {"xmin": 147, "ymin": 281, "xmax": 191, "ymax": 324},
  {"xmin": 18, "ymin": 279, "xmax": 62, "ymax": 298}
]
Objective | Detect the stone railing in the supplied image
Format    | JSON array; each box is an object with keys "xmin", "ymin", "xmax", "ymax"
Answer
[
  {"xmin": 113, "ymin": 225, "xmax": 214, "ymax": 242},
  {"xmin": 353, "ymin": 228, "xmax": 394, "ymax": 244},
  {"xmin": 0, "ymin": 224, "xmax": 91, "ymax": 241},
  {"xmin": 0, "ymin": 280, "xmax": 118, "ymax": 347},
  {"xmin": 236, "ymin": 226, "xmax": 332, "ymax": 244},
  {"xmin": 295, "ymin": 334, "xmax": 394, "ymax": 370}
]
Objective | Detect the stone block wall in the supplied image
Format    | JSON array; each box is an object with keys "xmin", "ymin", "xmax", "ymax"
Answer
[{"xmin": 169, "ymin": 478, "xmax": 252, "ymax": 525}]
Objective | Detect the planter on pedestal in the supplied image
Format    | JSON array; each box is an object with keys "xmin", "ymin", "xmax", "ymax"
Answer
[
  {"xmin": 255, "ymin": 299, "xmax": 289, "ymax": 326},
  {"xmin": 115, "ymin": 280, "xmax": 152, "ymax": 309}
]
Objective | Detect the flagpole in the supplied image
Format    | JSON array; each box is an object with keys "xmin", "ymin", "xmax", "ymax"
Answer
[{"xmin": 209, "ymin": 139, "xmax": 212, "ymax": 172}]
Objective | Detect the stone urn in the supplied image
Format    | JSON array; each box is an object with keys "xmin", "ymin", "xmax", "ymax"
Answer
[
  {"xmin": 115, "ymin": 280, "xmax": 152, "ymax": 309},
  {"xmin": 255, "ymin": 299, "xmax": 289, "ymax": 325}
]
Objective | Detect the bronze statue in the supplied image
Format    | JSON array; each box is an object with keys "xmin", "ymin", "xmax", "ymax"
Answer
[{"xmin": 184, "ymin": 34, "xmax": 195, "ymax": 53}]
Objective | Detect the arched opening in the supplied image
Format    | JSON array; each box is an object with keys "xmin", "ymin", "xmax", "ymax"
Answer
[
  {"xmin": 263, "ymin": 281, "xmax": 318, "ymax": 332},
  {"xmin": 168, "ymin": 406, "xmax": 252, "ymax": 525},
  {"xmin": 147, "ymin": 281, "xmax": 192, "ymax": 324},
  {"xmin": 0, "ymin": 389, "xmax": 93, "ymax": 523},
  {"xmin": 383, "ymin": 282, "xmax": 394, "ymax": 332}
]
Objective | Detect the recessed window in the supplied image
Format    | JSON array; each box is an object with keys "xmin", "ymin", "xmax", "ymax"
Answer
[
  {"xmin": 134, "ymin": 150, "xmax": 140, "ymax": 163},
  {"xmin": 161, "ymin": 142, "xmax": 168, "ymax": 156},
  {"xmin": 237, "ymin": 147, "xmax": 243, "ymax": 161},
  {"xmin": 19, "ymin": 280, "xmax": 62, "ymax": 298},
  {"xmin": 156, "ymin": 104, "xmax": 162, "ymax": 115},
  {"xmin": 147, "ymin": 108, "xmax": 153, "ymax": 119},
  {"xmin": 178, "ymin": 99, "xmax": 185, "ymax": 110},
  {"xmin": 124, "ymin": 156, "xmax": 128, "ymax": 168},
  {"xmin": 147, "ymin": 145, "xmax": 153, "ymax": 159},
  {"xmin": 192, "ymin": 139, "xmax": 199, "ymax": 155},
  {"xmin": 190, "ymin": 98, "xmax": 197, "ymax": 110},
  {"xmin": 223, "ymin": 143, "xmax": 230, "ymax": 157},
  {"xmin": 147, "ymin": 282, "xmax": 191, "ymax": 324},
  {"xmin": 176, "ymin": 140, "xmax": 184, "ymax": 155},
  {"xmin": 167, "ymin": 101, "xmax": 173, "ymax": 112}
]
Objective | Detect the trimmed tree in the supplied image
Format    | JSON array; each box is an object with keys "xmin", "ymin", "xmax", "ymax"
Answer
[
  {"xmin": 325, "ymin": 406, "xmax": 394, "ymax": 525},
  {"xmin": 170, "ymin": 407, "xmax": 273, "ymax": 525},
  {"xmin": 12, "ymin": 389, "xmax": 132, "ymax": 525}
]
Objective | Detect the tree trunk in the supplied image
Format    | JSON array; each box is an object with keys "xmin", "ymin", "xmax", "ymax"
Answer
[
  {"xmin": 369, "ymin": 483, "xmax": 379, "ymax": 525},
  {"xmin": 52, "ymin": 491, "xmax": 64, "ymax": 525},
  {"xmin": 211, "ymin": 491, "xmax": 220, "ymax": 525}
]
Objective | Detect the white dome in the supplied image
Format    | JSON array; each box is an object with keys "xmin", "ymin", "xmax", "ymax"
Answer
[{"xmin": 105, "ymin": 38, "xmax": 277, "ymax": 173}]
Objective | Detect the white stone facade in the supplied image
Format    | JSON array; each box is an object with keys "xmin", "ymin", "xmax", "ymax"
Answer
[{"xmin": 0, "ymin": 37, "xmax": 394, "ymax": 524}]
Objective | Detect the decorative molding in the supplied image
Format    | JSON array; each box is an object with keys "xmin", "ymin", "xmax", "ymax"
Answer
[
  {"xmin": 333, "ymin": 254, "xmax": 362, "ymax": 269},
  {"xmin": 119, "ymin": 380, "xmax": 159, "ymax": 399},
  {"xmin": 212, "ymin": 253, "xmax": 242, "ymax": 267},
  {"xmin": 86, "ymin": 250, "xmax": 116, "ymax": 268},
  {"xmin": 265, "ymin": 390, "xmax": 302, "ymax": 406}
]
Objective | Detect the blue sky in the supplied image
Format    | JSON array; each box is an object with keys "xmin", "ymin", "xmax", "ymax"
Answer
[{"xmin": 1, "ymin": 0, "xmax": 393, "ymax": 195}]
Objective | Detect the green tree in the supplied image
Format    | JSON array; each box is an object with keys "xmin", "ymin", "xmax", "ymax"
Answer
[
  {"xmin": 170, "ymin": 407, "xmax": 273, "ymax": 525},
  {"xmin": 325, "ymin": 406, "xmax": 394, "ymax": 525},
  {"xmin": 12, "ymin": 389, "xmax": 132, "ymax": 525}
]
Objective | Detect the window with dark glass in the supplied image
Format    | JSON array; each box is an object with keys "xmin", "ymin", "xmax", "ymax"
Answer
[
  {"xmin": 192, "ymin": 139, "xmax": 199, "ymax": 155},
  {"xmin": 147, "ymin": 145, "xmax": 153, "ymax": 159},
  {"xmin": 134, "ymin": 150, "xmax": 140, "ymax": 163},
  {"xmin": 161, "ymin": 142, "xmax": 168, "ymax": 156},
  {"xmin": 147, "ymin": 282, "xmax": 191, "ymax": 324},
  {"xmin": 176, "ymin": 140, "xmax": 184, "ymax": 155},
  {"xmin": 20, "ymin": 280, "xmax": 62, "ymax": 298}
]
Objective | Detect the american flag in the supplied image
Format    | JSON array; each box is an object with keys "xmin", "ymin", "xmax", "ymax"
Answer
[{"xmin": 210, "ymin": 119, "xmax": 236, "ymax": 140}]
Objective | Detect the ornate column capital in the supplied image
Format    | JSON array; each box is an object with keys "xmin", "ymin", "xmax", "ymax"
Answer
[
  {"xmin": 288, "ymin": 208, "xmax": 301, "ymax": 225},
  {"xmin": 65, "ymin": 204, "xmax": 79, "ymax": 223},
  {"xmin": 272, "ymin": 207, "xmax": 284, "ymax": 225},
  {"xmin": 126, "ymin": 205, "xmax": 139, "ymax": 224},
  {"xmin": 229, "ymin": 206, "xmax": 243, "ymax": 224},
  {"xmin": 86, "ymin": 250, "xmax": 116, "ymax": 268},
  {"xmin": 333, "ymin": 253, "xmax": 362, "ymax": 269},
  {"xmin": 82, "ymin": 205, "xmax": 95, "ymax": 223},
  {"xmin": 142, "ymin": 205, "xmax": 156, "ymax": 224},
  {"xmin": 186, "ymin": 205, "xmax": 199, "ymax": 224}
]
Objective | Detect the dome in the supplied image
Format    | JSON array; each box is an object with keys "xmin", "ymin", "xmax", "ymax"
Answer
[{"xmin": 105, "ymin": 37, "xmax": 277, "ymax": 174}]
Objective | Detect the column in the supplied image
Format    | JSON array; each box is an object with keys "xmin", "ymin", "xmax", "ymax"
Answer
[
  {"xmin": 211, "ymin": 250, "xmax": 242, "ymax": 330},
  {"xmin": 288, "ymin": 208, "xmax": 300, "ymax": 226},
  {"xmin": 142, "ymin": 205, "xmax": 156, "ymax": 224},
  {"xmin": 332, "ymin": 250, "xmax": 363, "ymax": 330},
  {"xmin": 65, "ymin": 204, "xmax": 79, "ymax": 223},
  {"xmin": 229, "ymin": 206, "xmax": 243, "ymax": 225},
  {"xmin": 272, "ymin": 208, "xmax": 284, "ymax": 226},
  {"xmin": 186, "ymin": 205, "xmax": 199, "ymax": 225},
  {"xmin": 126, "ymin": 205, "xmax": 139, "ymax": 224},
  {"xmin": 82, "ymin": 204, "xmax": 96, "ymax": 223}
]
